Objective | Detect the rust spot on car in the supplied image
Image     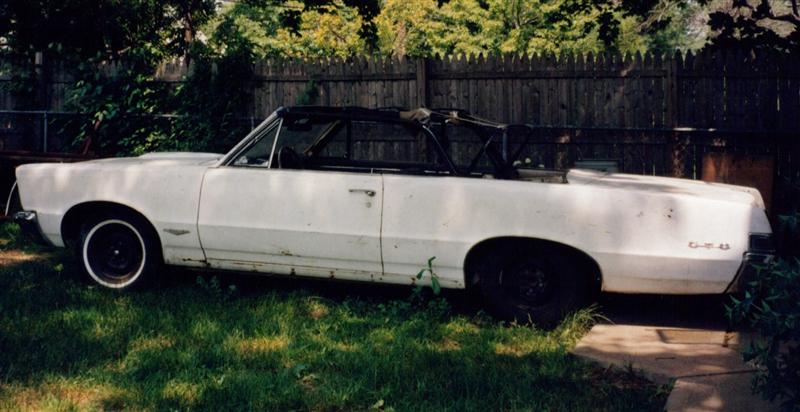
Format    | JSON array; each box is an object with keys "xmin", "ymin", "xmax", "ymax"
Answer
[
  {"xmin": 280, "ymin": 250, "xmax": 295, "ymax": 257},
  {"xmin": 290, "ymin": 268, "xmax": 296, "ymax": 276},
  {"xmin": 181, "ymin": 258, "xmax": 210, "ymax": 267},
  {"xmin": 230, "ymin": 260, "xmax": 251, "ymax": 267},
  {"xmin": 226, "ymin": 260, "xmax": 261, "ymax": 272},
  {"xmin": 329, "ymin": 270, "xmax": 335, "ymax": 279}
]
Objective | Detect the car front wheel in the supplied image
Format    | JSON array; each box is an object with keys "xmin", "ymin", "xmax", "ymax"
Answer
[{"xmin": 78, "ymin": 215, "xmax": 160, "ymax": 290}]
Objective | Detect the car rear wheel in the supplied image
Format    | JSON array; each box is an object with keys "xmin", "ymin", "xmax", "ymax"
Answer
[
  {"xmin": 478, "ymin": 243, "xmax": 587, "ymax": 328},
  {"xmin": 78, "ymin": 214, "xmax": 160, "ymax": 290}
]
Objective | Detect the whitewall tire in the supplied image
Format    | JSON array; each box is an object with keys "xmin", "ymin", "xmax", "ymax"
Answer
[{"xmin": 78, "ymin": 215, "xmax": 159, "ymax": 290}]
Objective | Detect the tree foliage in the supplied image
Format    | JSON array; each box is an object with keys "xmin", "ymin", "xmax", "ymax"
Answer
[
  {"xmin": 205, "ymin": 1, "xmax": 366, "ymax": 58},
  {"xmin": 205, "ymin": 0, "xmax": 710, "ymax": 59},
  {"xmin": 0, "ymin": 0, "xmax": 215, "ymax": 63},
  {"xmin": 4, "ymin": 0, "xmax": 798, "ymax": 63},
  {"xmin": 706, "ymin": 0, "xmax": 799, "ymax": 53},
  {"xmin": 2, "ymin": 0, "xmax": 797, "ymax": 157}
]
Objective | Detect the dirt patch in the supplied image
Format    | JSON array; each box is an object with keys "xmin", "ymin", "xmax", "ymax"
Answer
[
  {"xmin": 1, "ymin": 381, "xmax": 129, "ymax": 411},
  {"xmin": 0, "ymin": 250, "xmax": 52, "ymax": 265},
  {"xmin": 230, "ymin": 335, "xmax": 291, "ymax": 356},
  {"xmin": 586, "ymin": 365, "xmax": 666, "ymax": 393}
]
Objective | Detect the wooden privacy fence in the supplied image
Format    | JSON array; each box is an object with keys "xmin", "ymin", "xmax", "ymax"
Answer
[
  {"xmin": 4, "ymin": 50, "xmax": 799, "ymax": 129},
  {"xmin": 1, "ymin": 50, "xmax": 799, "ymax": 199}
]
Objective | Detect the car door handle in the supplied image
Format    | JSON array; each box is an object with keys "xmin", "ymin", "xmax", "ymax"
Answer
[{"xmin": 349, "ymin": 188, "xmax": 376, "ymax": 197}]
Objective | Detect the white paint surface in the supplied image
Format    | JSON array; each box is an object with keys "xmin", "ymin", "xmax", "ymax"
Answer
[{"xmin": 16, "ymin": 149, "xmax": 772, "ymax": 294}]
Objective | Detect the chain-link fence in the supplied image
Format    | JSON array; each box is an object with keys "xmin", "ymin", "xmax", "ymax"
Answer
[{"xmin": 0, "ymin": 110, "xmax": 265, "ymax": 154}]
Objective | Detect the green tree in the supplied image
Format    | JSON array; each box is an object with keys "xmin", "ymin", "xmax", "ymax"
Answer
[
  {"xmin": 640, "ymin": 0, "xmax": 710, "ymax": 52},
  {"xmin": 706, "ymin": 0, "xmax": 799, "ymax": 52},
  {"xmin": 483, "ymin": 0, "xmax": 608, "ymax": 55},
  {"xmin": 0, "ymin": 0, "xmax": 215, "ymax": 62},
  {"xmin": 287, "ymin": 2, "xmax": 367, "ymax": 57},
  {"xmin": 431, "ymin": 0, "xmax": 495, "ymax": 56},
  {"xmin": 207, "ymin": 0, "xmax": 365, "ymax": 58},
  {"xmin": 375, "ymin": 0, "xmax": 659, "ymax": 57},
  {"xmin": 375, "ymin": 0, "xmax": 493, "ymax": 57},
  {"xmin": 205, "ymin": 0, "xmax": 290, "ymax": 58},
  {"xmin": 375, "ymin": 0, "xmax": 440, "ymax": 57}
]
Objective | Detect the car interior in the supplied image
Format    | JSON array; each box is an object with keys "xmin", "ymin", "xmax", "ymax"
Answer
[{"xmin": 230, "ymin": 108, "xmax": 545, "ymax": 180}]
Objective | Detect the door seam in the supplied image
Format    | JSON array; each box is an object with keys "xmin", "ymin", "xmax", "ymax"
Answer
[
  {"xmin": 378, "ymin": 174, "xmax": 385, "ymax": 276},
  {"xmin": 194, "ymin": 168, "xmax": 210, "ymax": 262}
]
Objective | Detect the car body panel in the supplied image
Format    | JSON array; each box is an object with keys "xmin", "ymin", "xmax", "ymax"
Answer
[
  {"xmin": 15, "ymin": 154, "xmax": 219, "ymax": 265},
  {"xmin": 381, "ymin": 170, "xmax": 769, "ymax": 294},
  {"xmin": 14, "ymin": 107, "xmax": 774, "ymax": 295},
  {"xmin": 197, "ymin": 168, "xmax": 385, "ymax": 280}
]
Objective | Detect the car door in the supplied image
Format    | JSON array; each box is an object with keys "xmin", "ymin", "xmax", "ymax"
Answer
[
  {"xmin": 196, "ymin": 115, "xmax": 384, "ymax": 280},
  {"xmin": 379, "ymin": 121, "xmax": 492, "ymax": 288}
]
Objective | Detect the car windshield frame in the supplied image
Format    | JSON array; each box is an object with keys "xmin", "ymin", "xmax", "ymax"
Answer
[
  {"xmin": 221, "ymin": 106, "xmax": 528, "ymax": 179},
  {"xmin": 219, "ymin": 111, "xmax": 281, "ymax": 167}
]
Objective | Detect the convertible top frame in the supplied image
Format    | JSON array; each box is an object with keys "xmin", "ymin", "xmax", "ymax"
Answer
[{"xmin": 223, "ymin": 106, "xmax": 537, "ymax": 179}]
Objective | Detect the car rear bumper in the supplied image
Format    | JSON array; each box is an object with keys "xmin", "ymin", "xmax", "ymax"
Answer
[
  {"xmin": 12, "ymin": 210, "xmax": 53, "ymax": 246},
  {"xmin": 725, "ymin": 253, "xmax": 774, "ymax": 293},
  {"xmin": 724, "ymin": 233, "xmax": 776, "ymax": 293}
]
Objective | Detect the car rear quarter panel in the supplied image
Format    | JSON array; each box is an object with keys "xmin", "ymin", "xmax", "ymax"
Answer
[
  {"xmin": 381, "ymin": 174, "xmax": 769, "ymax": 294},
  {"xmin": 15, "ymin": 161, "xmax": 208, "ymax": 264}
]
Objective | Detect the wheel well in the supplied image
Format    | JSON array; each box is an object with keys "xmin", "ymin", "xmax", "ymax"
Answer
[
  {"xmin": 464, "ymin": 237, "xmax": 602, "ymax": 294},
  {"xmin": 61, "ymin": 202, "xmax": 160, "ymax": 248}
]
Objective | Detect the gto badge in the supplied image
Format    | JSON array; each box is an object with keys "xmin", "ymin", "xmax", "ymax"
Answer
[
  {"xmin": 164, "ymin": 229, "xmax": 191, "ymax": 236},
  {"xmin": 688, "ymin": 241, "xmax": 730, "ymax": 250}
]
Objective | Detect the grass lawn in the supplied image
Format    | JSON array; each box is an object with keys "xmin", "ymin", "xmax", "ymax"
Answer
[{"xmin": 0, "ymin": 223, "xmax": 668, "ymax": 411}]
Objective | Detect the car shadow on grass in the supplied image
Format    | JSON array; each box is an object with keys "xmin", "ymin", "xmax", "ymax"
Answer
[
  {"xmin": 0, "ymin": 249, "xmax": 669, "ymax": 411},
  {"xmin": 162, "ymin": 265, "xmax": 734, "ymax": 330},
  {"xmin": 157, "ymin": 261, "xmax": 490, "ymax": 318}
]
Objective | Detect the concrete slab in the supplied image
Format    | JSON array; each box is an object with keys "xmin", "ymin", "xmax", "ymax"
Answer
[
  {"xmin": 571, "ymin": 323, "xmax": 778, "ymax": 411},
  {"xmin": 572, "ymin": 324, "xmax": 753, "ymax": 384},
  {"xmin": 665, "ymin": 373, "xmax": 777, "ymax": 412}
]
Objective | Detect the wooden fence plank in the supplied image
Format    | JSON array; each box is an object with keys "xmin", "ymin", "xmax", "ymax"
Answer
[{"xmin": 1, "ymin": 50, "xmax": 798, "ymax": 186}]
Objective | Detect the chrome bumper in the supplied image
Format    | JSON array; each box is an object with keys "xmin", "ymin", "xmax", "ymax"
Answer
[
  {"xmin": 12, "ymin": 210, "xmax": 51, "ymax": 246},
  {"xmin": 724, "ymin": 233, "xmax": 776, "ymax": 293}
]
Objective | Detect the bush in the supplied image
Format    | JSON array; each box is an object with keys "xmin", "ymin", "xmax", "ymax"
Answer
[
  {"xmin": 64, "ymin": 45, "xmax": 256, "ymax": 157},
  {"xmin": 776, "ymin": 210, "xmax": 800, "ymax": 258},
  {"xmin": 727, "ymin": 259, "xmax": 800, "ymax": 411}
]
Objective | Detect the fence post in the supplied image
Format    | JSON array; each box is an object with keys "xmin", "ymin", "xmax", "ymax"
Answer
[
  {"xmin": 43, "ymin": 111, "xmax": 48, "ymax": 152},
  {"xmin": 34, "ymin": 52, "xmax": 51, "ymax": 110},
  {"xmin": 666, "ymin": 50, "xmax": 687, "ymax": 177},
  {"xmin": 415, "ymin": 58, "xmax": 429, "ymax": 108},
  {"xmin": 34, "ymin": 52, "xmax": 50, "ymax": 152}
]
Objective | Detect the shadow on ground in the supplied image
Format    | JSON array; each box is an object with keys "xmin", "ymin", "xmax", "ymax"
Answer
[
  {"xmin": 596, "ymin": 293, "xmax": 731, "ymax": 330},
  {"xmin": 0, "ymin": 250, "xmax": 669, "ymax": 411},
  {"xmin": 161, "ymin": 263, "xmax": 735, "ymax": 331}
]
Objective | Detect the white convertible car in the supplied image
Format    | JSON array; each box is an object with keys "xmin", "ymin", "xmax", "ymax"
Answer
[{"xmin": 14, "ymin": 106, "xmax": 775, "ymax": 325}]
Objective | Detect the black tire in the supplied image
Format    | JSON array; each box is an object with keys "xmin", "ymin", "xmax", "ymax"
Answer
[
  {"xmin": 77, "ymin": 213, "xmax": 161, "ymax": 290},
  {"xmin": 477, "ymin": 243, "xmax": 588, "ymax": 328}
]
